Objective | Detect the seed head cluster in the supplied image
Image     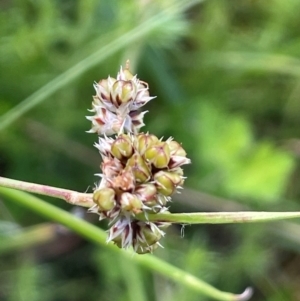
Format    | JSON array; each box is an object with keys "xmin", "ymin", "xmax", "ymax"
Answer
[{"xmin": 87, "ymin": 62, "xmax": 190, "ymax": 254}]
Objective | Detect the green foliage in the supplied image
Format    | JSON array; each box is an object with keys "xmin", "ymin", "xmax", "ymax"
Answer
[
  {"xmin": 1, "ymin": 0, "xmax": 300, "ymax": 300},
  {"xmin": 194, "ymin": 102, "xmax": 294, "ymax": 203}
]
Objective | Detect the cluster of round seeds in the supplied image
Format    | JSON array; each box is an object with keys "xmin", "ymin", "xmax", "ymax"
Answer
[
  {"xmin": 90, "ymin": 133, "xmax": 190, "ymax": 253},
  {"xmin": 88, "ymin": 63, "xmax": 190, "ymax": 254}
]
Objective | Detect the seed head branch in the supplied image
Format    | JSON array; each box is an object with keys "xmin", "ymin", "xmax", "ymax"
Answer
[{"xmin": 0, "ymin": 176, "xmax": 93, "ymax": 208}]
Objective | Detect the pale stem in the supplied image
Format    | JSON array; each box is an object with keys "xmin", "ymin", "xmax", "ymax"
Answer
[
  {"xmin": 0, "ymin": 176, "xmax": 94, "ymax": 208},
  {"xmin": 137, "ymin": 211, "xmax": 300, "ymax": 224}
]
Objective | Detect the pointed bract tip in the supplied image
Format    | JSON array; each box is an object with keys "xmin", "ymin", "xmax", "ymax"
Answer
[{"xmin": 235, "ymin": 287, "xmax": 253, "ymax": 301}]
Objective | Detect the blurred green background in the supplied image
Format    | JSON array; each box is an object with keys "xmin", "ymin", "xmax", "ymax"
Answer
[{"xmin": 1, "ymin": 0, "xmax": 300, "ymax": 300}]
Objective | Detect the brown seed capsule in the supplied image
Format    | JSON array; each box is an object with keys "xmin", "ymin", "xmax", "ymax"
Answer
[
  {"xmin": 93, "ymin": 188, "xmax": 116, "ymax": 211},
  {"xmin": 144, "ymin": 142, "xmax": 170, "ymax": 169}
]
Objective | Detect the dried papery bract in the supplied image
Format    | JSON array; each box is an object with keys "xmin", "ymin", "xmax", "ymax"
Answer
[{"xmin": 87, "ymin": 62, "xmax": 190, "ymax": 253}]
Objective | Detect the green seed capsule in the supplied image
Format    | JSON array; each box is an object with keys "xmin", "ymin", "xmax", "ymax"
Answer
[
  {"xmin": 111, "ymin": 134, "xmax": 133, "ymax": 159},
  {"xmin": 167, "ymin": 140, "xmax": 187, "ymax": 157},
  {"xmin": 136, "ymin": 133, "xmax": 159, "ymax": 155},
  {"xmin": 144, "ymin": 142, "xmax": 170, "ymax": 168},
  {"xmin": 126, "ymin": 153, "xmax": 151, "ymax": 183},
  {"xmin": 120, "ymin": 192, "xmax": 143, "ymax": 213},
  {"xmin": 111, "ymin": 80, "xmax": 134, "ymax": 106},
  {"xmin": 135, "ymin": 184, "xmax": 157, "ymax": 207},
  {"xmin": 112, "ymin": 235, "xmax": 122, "ymax": 248},
  {"xmin": 140, "ymin": 224, "xmax": 162, "ymax": 246},
  {"xmin": 154, "ymin": 171, "xmax": 182, "ymax": 196},
  {"xmin": 93, "ymin": 188, "xmax": 116, "ymax": 211}
]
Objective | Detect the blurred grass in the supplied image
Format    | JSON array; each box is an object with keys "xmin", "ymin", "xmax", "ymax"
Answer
[{"xmin": 1, "ymin": 0, "xmax": 300, "ymax": 300}]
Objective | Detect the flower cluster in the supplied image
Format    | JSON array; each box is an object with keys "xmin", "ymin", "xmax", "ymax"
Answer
[
  {"xmin": 88, "ymin": 62, "xmax": 190, "ymax": 254},
  {"xmin": 87, "ymin": 62, "xmax": 154, "ymax": 136}
]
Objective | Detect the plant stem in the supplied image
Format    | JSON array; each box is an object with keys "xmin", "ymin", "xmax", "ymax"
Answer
[
  {"xmin": 1, "ymin": 176, "xmax": 300, "ymax": 225},
  {"xmin": 0, "ymin": 187, "xmax": 252, "ymax": 301},
  {"xmin": 0, "ymin": 177, "xmax": 93, "ymax": 208},
  {"xmin": 137, "ymin": 211, "xmax": 300, "ymax": 224}
]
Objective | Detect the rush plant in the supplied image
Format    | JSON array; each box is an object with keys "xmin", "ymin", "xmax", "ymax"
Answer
[
  {"xmin": 87, "ymin": 61, "xmax": 190, "ymax": 254},
  {"xmin": 1, "ymin": 62, "xmax": 300, "ymax": 300}
]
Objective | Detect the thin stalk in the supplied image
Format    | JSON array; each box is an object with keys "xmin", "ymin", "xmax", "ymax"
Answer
[
  {"xmin": 1, "ymin": 177, "xmax": 300, "ymax": 225},
  {"xmin": 0, "ymin": 177, "xmax": 93, "ymax": 208},
  {"xmin": 0, "ymin": 187, "xmax": 251, "ymax": 301},
  {"xmin": 137, "ymin": 211, "xmax": 300, "ymax": 224}
]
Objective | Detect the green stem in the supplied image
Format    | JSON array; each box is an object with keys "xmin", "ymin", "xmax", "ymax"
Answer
[
  {"xmin": 0, "ymin": 187, "xmax": 251, "ymax": 301},
  {"xmin": 0, "ymin": 0, "xmax": 202, "ymax": 132},
  {"xmin": 137, "ymin": 211, "xmax": 300, "ymax": 224}
]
